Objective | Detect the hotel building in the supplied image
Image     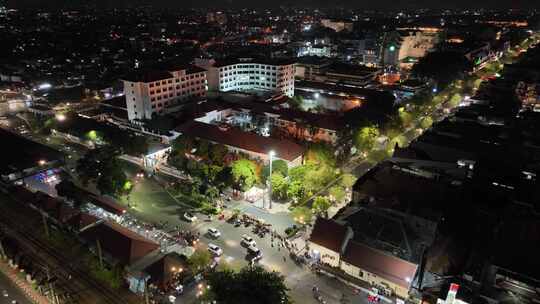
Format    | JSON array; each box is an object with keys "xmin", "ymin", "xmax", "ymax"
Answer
[
  {"xmin": 195, "ymin": 58, "xmax": 295, "ymax": 97},
  {"xmin": 123, "ymin": 65, "xmax": 207, "ymax": 121}
]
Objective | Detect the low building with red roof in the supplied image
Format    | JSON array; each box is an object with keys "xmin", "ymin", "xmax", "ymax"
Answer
[
  {"xmin": 340, "ymin": 241, "xmax": 418, "ymax": 299},
  {"xmin": 308, "ymin": 218, "xmax": 352, "ymax": 267},
  {"xmin": 80, "ymin": 221, "xmax": 159, "ymax": 266},
  {"xmin": 307, "ymin": 217, "xmax": 419, "ymax": 300},
  {"xmin": 176, "ymin": 120, "xmax": 305, "ymax": 166}
]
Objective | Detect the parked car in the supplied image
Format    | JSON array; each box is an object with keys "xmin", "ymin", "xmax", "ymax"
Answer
[
  {"xmin": 247, "ymin": 244, "xmax": 263, "ymax": 260},
  {"xmin": 184, "ymin": 212, "xmax": 197, "ymax": 222},
  {"xmin": 208, "ymin": 228, "xmax": 221, "ymax": 238},
  {"xmin": 241, "ymin": 234, "xmax": 257, "ymax": 247},
  {"xmin": 208, "ymin": 243, "xmax": 223, "ymax": 256}
]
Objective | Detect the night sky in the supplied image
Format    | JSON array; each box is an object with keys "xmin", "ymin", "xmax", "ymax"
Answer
[{"xmin": 4, "ymin": 0, "xmax": 540, "ymax": 9}]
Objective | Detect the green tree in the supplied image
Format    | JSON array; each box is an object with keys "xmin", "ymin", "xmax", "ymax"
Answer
[
  {"xmin": 123, "ymin": 135, "xmax": 149, "ymax": 156},
  {"xmin": 412, "ymin": 51, "xmax": 472, "ymax": 88},
  {"xmin": 196, "ymin": 139, "xmax": 210, "ymax": 159},
  {"xmin": 287, "ymin": 180, "xmax": 305, "ymax": 203},
  {"xmin": 215, "ymin": 166, "xmax": 233, "ymax": 190},
  {"xmin": 420, "ymin": 116, "xmax": 434, "ymax": 129},
  {"xmin": 172, "ymin": 136, "xmax": 194, "ymax": 155},
  {"xmin": 312, "ymin": 196, "xmax": 332, "ymax": 215},
  {"xmin": 306, "ymin": 143, "xmax": 336, "ymax": 168},
  {"xmin": 169, "ymin": 154, "xmax": 187, "ymax": 170},
  {"xmin": 209, "ymin": 144, "xmax": 228, "ymax": 164},
  {"xmin": 447, "ymin": 93, "xmax": 462, "ymax": 108},
  {"xmin": 354, "ymin": 125, "xmax": 380, "ymax": 152},
  {"xmin": 270, "ymin": 172, "xmax": 288, "ymax": 201},
  {"xmin": 340, "ymin": 173, "xmax": 356, "ymax": 189},
  {"xmin": 205, "ymin": 186, "xmax": 220, "ymax": 201},
  {"xmin": 329, "ymin": 185, "xmax": 346, "ymax": 202},
  {"xmin": 206, "ymin": 267, "xmax": 291, "ymax": 304},
  {"xmin": 289, "ymin": 95, "xmax": 304, "ymax": 109},
  {"xmin": 188, "ymin": 248, "xmax": 212, "ymax": 273},
  {"xmin": 207, "ymin": 165, "xmax": 223, "ymax": 183},
  {"xmin": 398, "ymin": 107, "xmax": 414, "ymax": 128},
  {"xmin": 291, "ymin": 206, "xmax": 313, "ymax": 224},
  {"xmin": 231, "ymin": 159, "xmax": 259, "ymax": 191},
  {"xmin": 367, "ymin": 149, "xmax": 391, "ymax": 163},
  {"xmin": 76, "ymin": 147, "xmax": 130, "ymax": 196},
  {"xmin": 262, "ymin": 159, "xmax": 289, "ymax": 182}
]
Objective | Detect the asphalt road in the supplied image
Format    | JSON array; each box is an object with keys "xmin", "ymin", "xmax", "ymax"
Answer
[
  {"xmin": 0, "ymin": 272, "xmax": 33, "ymax": 304},
  {"xmin": 115, "ymin": 165, "xmax": 373, "ymax": 304}
]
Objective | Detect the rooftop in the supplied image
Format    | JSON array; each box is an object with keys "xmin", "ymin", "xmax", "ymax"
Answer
[
  {"xmin": 80, "ymin": 221, "xmax": 159, "ymax": 266},
  {"xmin": 326, "ymin": 62, "xmax": 380, "ymax": 77},
  {"xmin": 213, "ymin": 57, "xmax": 296, "ymax": 68},
  {"xmin": 122, "ymin": 70, "xmax": 173, "ymax": 83},
  {"xmin": 176, "ymin": 120, "xmax": 305, "ymax": 162},
  {"xmin": 309, "ymin": 218, "xmax": 348, "ymax": 253},
  {"xmin": 221, "ymin": 98, "xmax": 346, "ymax": 131},
  {"xmin": 342, "ymin": 241, "xmax": 418, "ymax": 289},
  {"xmin": 352, "ymin": 162, "xmax": 455, "ymax": 222}
]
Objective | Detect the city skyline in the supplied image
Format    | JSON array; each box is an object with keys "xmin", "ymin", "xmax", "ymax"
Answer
[{"xmin": 4, "ymin": 0, "xmax": 540, "ymax": 9}]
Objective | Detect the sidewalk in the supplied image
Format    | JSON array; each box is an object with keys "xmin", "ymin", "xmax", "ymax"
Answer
[
  {"xmin": 0, "ymin": 259, "xmax": 49, "ymax": 304},
  {"xmin": 317, "ymin": 264, "xmax": 395, "ymax": 304}
]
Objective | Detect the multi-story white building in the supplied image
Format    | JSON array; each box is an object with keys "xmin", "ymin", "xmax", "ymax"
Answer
[
  {"xmin": 123, "ymin": 66, "xmax": 207, "ymax": 121},
  {"xmin": 195, "ymin": 58, "xmax": 295, "ymax": 97}
]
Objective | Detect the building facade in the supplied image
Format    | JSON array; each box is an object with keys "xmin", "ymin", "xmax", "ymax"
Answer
[
  {"xmin": 320, "ymin": 19, "xmax": 353, "ymax": 32},
  {"xmin": 308, "ymin": 218, "xmax": 418, "ymax": 301},
  {"xmin": 123, "ymin": 66, "xmax": 207, "ymax": 121},
  {"xmin": 195, "ymin": 58, "xmax": 295, "ymax": 97}
]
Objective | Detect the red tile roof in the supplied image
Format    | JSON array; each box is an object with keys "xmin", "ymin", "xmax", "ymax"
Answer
[
  {"xmin": 80, "ymin": 221, "xmax": 159, "ymax": 265},
  {"xmin": 176, "ymin": 121, "xmax": 305, "ymax": 162},
  {"xmin": 342, "ymin": 241, "xmax": 418, "ymax": 289},
  {"xmin": 67, "ymin": 212, "xmax": 100, "ymax": 230},
  {"xmin": 309, "ymin": 218, "xmax": 348, "ymax": 253},
  {"xmin": 88, "ymin": 195, "xmax": 126, "ymax": 215}
]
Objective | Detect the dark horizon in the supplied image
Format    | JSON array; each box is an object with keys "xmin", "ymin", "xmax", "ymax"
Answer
[{"xmin": 4, "ymin": 0, "xmax": 540, "ymax": 10}]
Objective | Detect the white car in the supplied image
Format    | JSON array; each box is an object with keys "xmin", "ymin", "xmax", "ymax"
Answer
[
  {"xmin": 208, "ymin": 243, "xmax": 223, "ymax": 256},
  {"xmin": 247, "ymin": 244, "xmax": 263, "ymax": 260},
  {"xmin": 241, "ymin": 234, "xmax": 257, "ymax": 247},
  {"xmin": 208, "ymin": 228, "xmax": 221, "ymax": 238},
  {"xmin": 183, "ymin": 212, "xmax": 197, "ymax": 222}
]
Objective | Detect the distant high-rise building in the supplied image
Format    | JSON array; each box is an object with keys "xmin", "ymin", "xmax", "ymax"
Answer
[
  {"xmin": 123, "ymin": 65, "xmax": 207, "ymax": 121},
  {"xmin": 194, "ymin": 58, "xmax": 295, "ymax": 97}
]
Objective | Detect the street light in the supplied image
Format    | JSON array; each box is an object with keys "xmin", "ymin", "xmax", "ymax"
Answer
[{"xmin": 268, "ymin": 150, "xmax": 276, "ymax": 209}]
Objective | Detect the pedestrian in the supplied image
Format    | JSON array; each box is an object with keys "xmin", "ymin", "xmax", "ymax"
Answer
[{"xmin": 283, "ymin": 256, "xmax": 286, "ymax": 262}]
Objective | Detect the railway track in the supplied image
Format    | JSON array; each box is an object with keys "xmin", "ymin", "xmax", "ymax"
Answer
[{"xmin": 0, "ymin": 205, "xmax": 136, "ymax": 304}]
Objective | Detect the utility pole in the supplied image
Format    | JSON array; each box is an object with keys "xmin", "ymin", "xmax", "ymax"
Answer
[
  {"xmin": 96, "ymin": 239, "xmax": 103, "ymax": 269},
  {"xmin": 42, "ymin": 213, "xmax": 50, "ymax": 238},
  {"xmin": 0, "ymin": 238, "xmax": 6, "ymax": 259},
  {"xmin": 144, "ymin": 277, "xmax": 150, "ymax": 304},
  {"xmin": 45, "ymin": 266, "xmax": 58, "ymax": 304}
]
